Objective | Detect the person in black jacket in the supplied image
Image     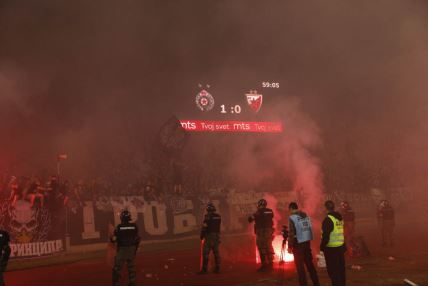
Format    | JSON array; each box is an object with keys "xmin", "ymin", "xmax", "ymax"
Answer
[
  {"xmin": 377, "ymin": 200, "xmax": 395, "ymax": 246},
  {"xmin": 339, "ymin": 201, "xmax": 355, "ymax": 248},
  {"xmin": 0, "ymin": 230, "xmax": 10, "ymax": 286},
  {"xmin": 321, "ymin": 201, "xmax": 346, "ymax": 286},
  {"xmin": 111, "ymin": 210, "xmax": 140, "ymax": 286},
  {"xmin": 248, "ymin": 199, "xmax": 275, "ymax": 272},
  {"xmin": 199, "ymin": 203, "xmax": 221, "ymax": 274}
]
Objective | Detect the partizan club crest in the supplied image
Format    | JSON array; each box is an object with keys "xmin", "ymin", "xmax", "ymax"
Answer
[
  {"xmin": 0, "ymin": 200, "xmax": 51, "ymax": 243},
  {"xmin": 246, "ymin": 90, "xmax": 263, "ymax": 113},
  {"xmin": 195, "ymin": 89, "xmax": 215, "ymax": 111}
]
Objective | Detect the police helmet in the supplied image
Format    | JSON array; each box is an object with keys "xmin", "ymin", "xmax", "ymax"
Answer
[
  {"xmin": 324, "ymin": 200, "xmax": 335, "ymax": 211},
  {"xmin": 120, "ymin": 210, "xmax": 132, "ymax": 222},
  {"xmin": 257, "ymin": 199, "xmax": 267, "ymax": 209},
  {"xmin": 206, "ymin": 203, "xmax": 216, "ymax": 212}
]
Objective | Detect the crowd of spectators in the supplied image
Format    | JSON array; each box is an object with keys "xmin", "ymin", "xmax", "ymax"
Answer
[
  {"xmin": 0, "ymin": 169, "xmax": 235, "ymax": 225},
  {"xmin": 0, "ymin": 173, "xmax": 166, "ymax": 210}
]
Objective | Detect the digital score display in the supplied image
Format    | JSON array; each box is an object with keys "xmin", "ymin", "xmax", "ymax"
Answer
[{"xmin": 178, "ymin": 81, "xmax": 283, "ymax": 134}]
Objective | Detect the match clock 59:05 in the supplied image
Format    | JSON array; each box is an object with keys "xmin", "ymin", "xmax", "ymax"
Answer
[{"xmin": 262, "ymin": 82, "xmax": 279, "ymax": 88}]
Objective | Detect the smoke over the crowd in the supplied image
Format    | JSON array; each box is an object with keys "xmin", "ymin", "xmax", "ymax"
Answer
[
  {"xmin": 219, "ymin": 97, "xmax": 323, "ymax": 213},
  {"xmin": 1, "ymin": 0, "xmax": 428, "ymax": 213}
]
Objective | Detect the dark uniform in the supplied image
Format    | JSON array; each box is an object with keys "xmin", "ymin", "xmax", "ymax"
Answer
[
  {"xmin": 339, "ymin": 201, "xmax": 355, "ymax": 247},
  {"xmin": 288, "ymin": 202, "xmax": 320, "ymax": 286},
  {"xmin": 249, "ymin": 199, "xmax": 274, "ymax": 271},
  {"xmin": 377, "ymin": 200, "xmax": 395, "ymax": 246},
  {"xmin": 0, "ymin": 230, "xmax": 11, "ymax": 286},
  {"xmin": 200, "ymin": 203, "xmax": 221, "ymax": 273},
  {"xmin": 112, "ymin": 211, "xmax": 140, "ymax": 286},
  {"xmin": 321, "ymin": 201, "xmax": 346, "ymax": 286}
]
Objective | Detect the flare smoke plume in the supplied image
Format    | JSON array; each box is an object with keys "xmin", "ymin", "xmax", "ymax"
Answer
[{"xmin": 1, "ymin": 1, "xmax": 428, "ymax": 211}]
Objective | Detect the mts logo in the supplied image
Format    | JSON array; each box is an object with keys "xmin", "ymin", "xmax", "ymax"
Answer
[{"xmin": 180, "ymin": 121, "xmax": 196, "ymax": 130}]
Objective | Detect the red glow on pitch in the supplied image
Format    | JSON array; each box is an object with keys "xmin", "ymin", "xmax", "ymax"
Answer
[{"xmin": 255, "ymin": 235, "xmax": 294, "ymax": 264}]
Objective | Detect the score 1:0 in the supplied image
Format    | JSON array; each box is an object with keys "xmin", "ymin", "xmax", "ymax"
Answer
[{"xmin": 220, "ymin": 105, "xmax": 241, "ymax": 114}]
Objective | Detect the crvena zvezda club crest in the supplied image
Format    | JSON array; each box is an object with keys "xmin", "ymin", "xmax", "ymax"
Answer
[{"xmin": 246, "ymin": 90, "xmax": 263, "ymax": 113}]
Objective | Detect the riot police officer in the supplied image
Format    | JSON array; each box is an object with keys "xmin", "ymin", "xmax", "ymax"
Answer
[
  {"xmin": 339, "ymin": 201, "xmax": 355, "ymax": 248},
  {"xmin": 199, "ymin": 203, "xmax": 221, "ymax": 274},
  {"xmin": 0, "ymin": 230, "xmax": 10, "ymax": 286},
  {"xmin": 111, "ymin": 210, "xmax": 140, "ymax": 286},
  {"xmin": 248, "ymin": 199, "xmax": 275, "ymax": 272},
  {"xmin": 377, "ymin": 200, "xmax": 395, "ymax": 246}
]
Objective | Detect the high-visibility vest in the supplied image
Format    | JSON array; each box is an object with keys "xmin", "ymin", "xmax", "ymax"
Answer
[
  {"xmin": 326, "ymin": 215, "xmax": 344, "ymax": 247},
  {"xmin": 289, "ymin": 214, "xmax": 313, "ymax": 243}
]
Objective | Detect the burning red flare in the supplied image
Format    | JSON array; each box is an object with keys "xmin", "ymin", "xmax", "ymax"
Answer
[{"xmin": 256, "ymin": 235, "xmax": 294, "ymax": 264}]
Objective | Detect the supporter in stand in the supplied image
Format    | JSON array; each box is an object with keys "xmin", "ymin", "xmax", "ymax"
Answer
[
  {"xmin": 44, "ymin": 175, "xmax": 59, "ymax": 205},
  {"xmin": 10, "ymin": 176, "xmax": 23, "ymax": 206},
  {"xmin": 143, "ymin": 181, "xmax": 159, "ymax": 203},
  {"xmin": 167, "ymin": 184, "xmax": 187, "ymax": 214},
  {"xmin": 81, "ymin": 180, "xmax": 94, "ymax": 201},
  {"xmin": 73, "ymin": 180, "xmax": 85, "ymax": 206},
  {"xmin": 58, "ymin": 180, "xmax": 70, "ymax": 206},
  {"xmin": 89, "ymin": 179, "xmax": 99, "ymax": 201},
  {"xmin": 27, "ymin": 176, "xmax": 45, "ymax": 207}
]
